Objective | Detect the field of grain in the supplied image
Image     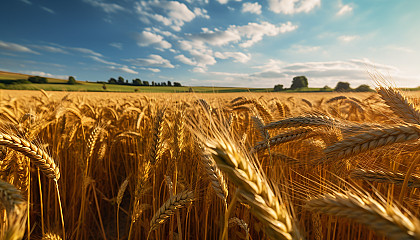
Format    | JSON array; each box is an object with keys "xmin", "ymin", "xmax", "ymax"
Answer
[{"xmin": 0, "ymin": 86, "xmax": 420, "ymax": 240}]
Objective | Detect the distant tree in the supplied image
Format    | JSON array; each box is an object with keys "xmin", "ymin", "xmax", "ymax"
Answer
[
  {"xmin": 67, "ymin": 76, "xmax": 76, "ymax": 85},
  {"xmin": 273, "ymin": 84, "xmax": 284, "ymax": 92},
  {"xmin": 167, "ymin": 81, "xmax": 172, "ymax": 86},
  {"xmin": 28, "ymin": 76, "xmax": 48, "ymax": 83},
  {"xmin": 173, "ymin": 82, "xmax": 182, "ymax": 87},
  {"xmin": 335, "ymin": 82, "xmax": 351, "ymax": 92},
  {"xmin": 108, "ymin": 78, "xmax": 117, "ymax": 84},
  {"xmin": 161, "ymin": 82, "xmax": 167, "ymax": 86},
  {"xmin": 188, "ymin": 87, "xmax": 193, "ymax": 92},
  {"xmin": 143, "ymin": 81, "xmax": 150, "ymax": 86},
  {"xmin": 152, "ymin": 81, "xmax": 155, "ymax": 86},
  {"xmin": 321, "ymin": 85, "xmax": 332, "ymax": 92},
  {"xmin": 118, "ymin": 76, "xmax": 125, "ymax": 85},
  {"xmin": 290, "ymin": 76, "xmax": 308, "ymax": 89},
  {"xmin": 354, "ymin": 84, "xmax": 373, "ymax": 92},
  {"xmin": 132, "ymin": 78, "xmax": 142, "ymax": 86},
  {"xmin": 102, "ymin": 84, "xmax": 107, "ymax": 90}
]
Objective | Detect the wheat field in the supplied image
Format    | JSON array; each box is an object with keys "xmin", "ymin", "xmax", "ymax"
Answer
[{"xmin": 0, "ymin": 83, "xmax": 420, "ymax": 240}]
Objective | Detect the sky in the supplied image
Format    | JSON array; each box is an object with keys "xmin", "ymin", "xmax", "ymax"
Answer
[{"xmin": 1, "ymin": 0, "xmax": 420, "ymax": 88}]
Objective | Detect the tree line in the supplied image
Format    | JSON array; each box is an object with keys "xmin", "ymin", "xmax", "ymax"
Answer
[
  {"xmin": 274, "ymin": 76, "xmax": 373, "ymax": 92},
  {"xmin": 102, "ymin": 76, "xmax": 182, "ymax": 87}
]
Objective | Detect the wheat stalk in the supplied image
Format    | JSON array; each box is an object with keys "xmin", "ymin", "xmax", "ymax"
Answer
[
  {"xmin": 306, "ymin": 191, "xmax": 420, "ymax": 240},
  {"xmin": 350, "ymin": 169, "xmax": 420, "ymax": 188},
  {"xmin": 264, "ymin": 114, "xmax": 341, "ymax": 130},
  {"xmin": 201, "ymin": 154, "xmax": 228, "ymax": 202}
]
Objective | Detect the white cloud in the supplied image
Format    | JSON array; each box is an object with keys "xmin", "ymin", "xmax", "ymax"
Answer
[
  {"xmin": 175, "ymin": 54, "xmax": 197, "ymax": 65},
  {"xmin": 216, "ymin": 0, "xmax": 242, "ymax": 4},
  {"xmin": 242, "ymin": 2, "xmax": 262, "ymax": 15},
  {"xmin": 268, "ymin": 0, "xmax": 320, "ymax": 14},
  {"xmin": 145, "ymin": 68, "xmax": 161, "ymax": 73},
  {"xmin": 338, "ymin": 35, "xmax": 359, "ymax": 42},
  {"xmin": 0, "ymin": 41, "xmax": 39, "ymax": 54},
  {"xmin": 290, "ymin": 44, "xmax": 320, "ymax": 53},
  {"xmin": 20, "ymin": 0, "xmax": 32, "ymax": 5},
  {"xmin": 126, "ymin": 54, "xmax": 175, "ymax": 68},
  {"xmin": 32, "ymin": 45, "xmax": 68, "ymax": 54},
  {"xmin": 135, "ymin": 1, "xmax": 208, "ymax": 31},
  {"xmin": 109, "ymin": 42, "xmax": 123, "ymax": 50},
  {"xmin": 193, "ymin": 8, "xmax": 210, "ymax": 19},
  {"xmin": 89, "ymin": 56, "xmax": 118, "ymax": 65},
  {"xmin": 41, "ymin": 6, "xmax": 55, "ymax": 14},
  {"xmin": 108, "ymin": 66, "xmax": 138, "ymax": 74},
  {"xmin": 189, "ymin": 21, "xmax": 297, "ymax": 48},
  {"xmin": 337, "ymin": 4, "xmax": 353, "ymax": 16},
  {"xmin": 250, "ymin": 58, "xmax": 402, "ymax": 87},
  {"xmin": 22, "ymin": 71, "xmax": 69, "ymax": 79},
  {"xmin": 83, "ymin": 0, "xmax": 125, "ymax": 13},
  {"xmin": 136, "ymin": 31, "xmax": 172, "ymax": 50},
  {"xmin": 215, "ymin": 51, "xmax": 251, "ymax": 63},
  {"xmin": 70, "ymin": 47, "xmax": 103, "ymax": 57}
]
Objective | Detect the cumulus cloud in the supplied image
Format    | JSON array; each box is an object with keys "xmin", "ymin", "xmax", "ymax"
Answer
[
  {"xmin": 135, "ymin": 31, "xmax": 172, "ymax": 50},
  {"xmin": 126, "ymin": 54, "xmax": 175, "ymax": 68},
  {"xmin": 189, "ymin": 21, "xmax": 297, "ymax": 48},
  {"xmin": 40, "ymin": 6, "xmax": 55, "ymax": 14},
  {"xmin": 337, "ymin": 4, "xmax": 353, "ymax": 16},
  {"xmin": 0, "ymin": 41, "xmax": 39, "ymax": 54},
  {"xmin": 135, "ymin": 1, "xmax": 208, "ymax": 31},
  {"xmin": 250, "ymin": 58, "xmax": 402, "ymax": 87},
  {"xmin": 108, "ymin": 66, "xmax": 138, "ymax": 74},
  {"xmin": 338, "ymin": 35, "xmax": 359, "ymax": 42},
  {"xmin": 214, "ymin": 51, "xmax": 251, "ymax": 63},
  {"xmin": 175, "ymin": 54, "xmax": 197, "ymax": 65},
  {"xmin": 83, "ymin": 0, "xmax": 125, "ymax": 13},
  {"xmin": 268, "ymin": 0, "xmax": 320, "ymax": 14},
  {"xmin": 242, "ymin": 2, "xmax": 262, "ymax": 15}
]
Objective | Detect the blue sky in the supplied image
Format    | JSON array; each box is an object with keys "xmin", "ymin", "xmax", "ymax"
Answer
[{"xmin": 1, "ymin": 0, "xmax": 419, "ymax": 88}]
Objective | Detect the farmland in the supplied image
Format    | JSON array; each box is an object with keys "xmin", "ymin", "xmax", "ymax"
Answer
[{"xmin": 1, "ymin": 87, "xmax": 420, "ymax": 239}]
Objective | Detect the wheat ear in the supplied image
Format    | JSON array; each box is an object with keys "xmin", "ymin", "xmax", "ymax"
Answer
[
  {"xmin": 0, "ymin": 179, "xmax": 24, "ymax": 213},
  {"xmin": 264, "ymin": 114, "xmax": 341, "ymax": 130},
  {"xmin": 205, "ymin": 132, "xmax": 303, "ymax": 240},
  {"xmin": 306, "ymin": 191, "xmax": 420, "ymax": 240},
  {"xmin": 0, "ymin": 132, "xmax": 60, "ymax": 180},
  {"xmin": 148, "ymin": 190, "xmax": 194, "ymax": 233},
  {"xmin": 377, "ymin": 86, "xmax": 420, "ymax": 125},
  {"xmin": 202, "ymin": 154, "xmax": 228, "ymax": 202},
  {"xmin": 42, "ymin": 232, "xmax": 62, "ymax": 240},
  {"xmin": 350, "ymin": 169, "xmax": 420, "ymax": 188},
  {"xmin": 253, "ymin": 127, "xmax": 314, "ymax": 153},
  {"xmin": 324, "ymin": 124, "xmax": 420, "ymax": 162}
]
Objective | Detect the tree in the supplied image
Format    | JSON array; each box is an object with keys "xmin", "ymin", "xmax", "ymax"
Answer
[
  {"xmin": 273, "ymin": 84, "xmax": 284, "ymax": 92},
  {"xmin": 108, "ymin": 78, "xmax": 117, "ymax": 84},
  {"xmin": 102, "ymin": 84, "xmax": 107, "ymax": 90},
  {"xmin": 143, "ymin": 81, "xmax": 150, "ymax": 86},
  {"xmin": 28, "ymin": 76, "xmax": 48, "ymax": 83},
  {"xmin": 354, "ymin": 84, "xmax": 373, "ymax": 92},
  {"xmin": 167, "ymin": 81, "xmax": 172, "ymax": 86},
  {"xmin": 290, "ymin": 76, "xmax": 308, "ymax": 89},
  {"xmin": 173, "ymin": 82, "xmax": 182, "ymax": 87},
  {"xmin": 321, "ymin": 85, "xmax": 332, "ymax": 92},
  {"xmin": 67, "ymin": 76, "xmax": 76, "ymax": 85},
  {"xmin": 152, "ymin": 81, "xmax": 155, "ymax": 86},
  {"xmin": 118, "ymin": 76, "xmax": 125, "ymax": 85},
  {"xmin": 132, "ymin": 78, "xmax": 142, "ymax": 86},
  {"xmin": 334, "ymin": 82, "xmax": 351, "ymax": 92}
]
